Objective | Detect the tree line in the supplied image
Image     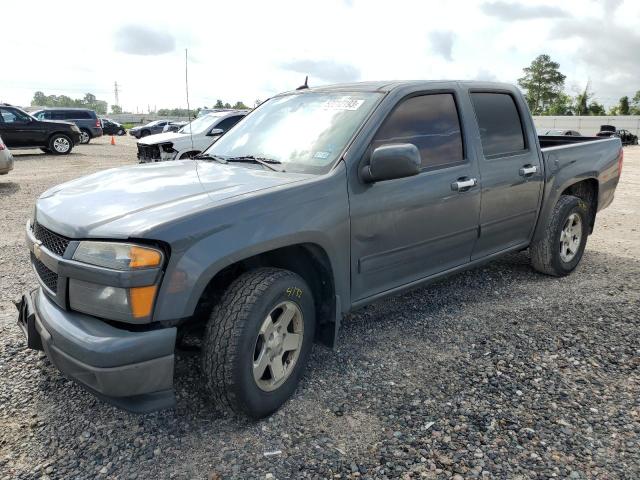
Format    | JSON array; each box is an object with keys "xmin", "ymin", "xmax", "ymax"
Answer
[
  {"xmin": 518, "ymin": 54, "xmax": 640, "ymax": 116},
  {"xmin": 31, "ymin": 91, "xmax": 108, "ymax": 114},
  {"xmin": 30, "ymin": 92, "xmax": 253, "ymax": 117}
]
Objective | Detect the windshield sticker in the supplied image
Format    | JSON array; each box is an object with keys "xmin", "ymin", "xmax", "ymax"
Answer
[
  {"xmin": 313, "ymin": 151, "xmax": 331, "ymax": 160},
  {"xmin": 322, "ymin": 98, "xmax": 365, "ymax": 111}
]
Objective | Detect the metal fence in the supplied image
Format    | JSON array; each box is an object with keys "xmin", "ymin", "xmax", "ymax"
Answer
[{"xmin": 533, "ymin": 116, "xmax": 640, "ymax": 136}]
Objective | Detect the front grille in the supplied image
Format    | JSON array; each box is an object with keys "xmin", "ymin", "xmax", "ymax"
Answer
[
  {"xmin": 33, "ymin": 221, "xmax": 70, "ymax": 257},
  {"xmin": 137, "ymin": 144, "xmax": 161, "ymax": 162},
  {"xmin": 31, "ymin": 253, "xmax": 58, "ymax": 292}
]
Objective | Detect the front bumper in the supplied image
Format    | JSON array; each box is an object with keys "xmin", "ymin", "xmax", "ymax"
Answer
[{"xmin": 17, "ymin": 288, "xmax": 177, "ymax": 413}]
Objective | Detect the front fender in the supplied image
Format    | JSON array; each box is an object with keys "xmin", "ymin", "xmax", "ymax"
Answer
[{"xmin": 152, "ymin": 163, "xmax": 350, "ymax": 322}]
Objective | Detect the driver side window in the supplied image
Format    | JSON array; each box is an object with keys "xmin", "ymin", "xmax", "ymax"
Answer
[
  {"xmin": 372, "ymin": 93, "xmax": 464, "ymax": 170},
  {"xmin": 0, "ymin": 108, "xmax": 29, "ymax": 124}
]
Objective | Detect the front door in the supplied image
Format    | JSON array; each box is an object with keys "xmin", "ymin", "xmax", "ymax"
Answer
[
  {"xmin": 0, "ymin": 107, "xmax": 38, "ymax": 147},
  {"xmin": 349, "ymin": 92, "xmax": 481, "ymax": 301},
  {"xmin": 468, "ymin": 91, "xmax": 544, "ymax": 259}
]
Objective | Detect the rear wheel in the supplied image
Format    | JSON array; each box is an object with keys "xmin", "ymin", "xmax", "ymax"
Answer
[
  {"xmin": 48, "ymin": 134, "xmax": 73, "ymax": 155},
  {"xmin": 530, "ymin": 195, "xmax": 589, "ymax": 276},
  {"xmin": 79, "ymin": 129, "xmax": 91, "ymax": 144},
  {"xmin": 141, "ymin": 129, "xmax": 150, "ymax": 137},
  {"xmin": 117, "ymin": 128, "xmax": 126, "ymax": 136},
  {"xmin": 201, "ymin": 268, "xmax": 315, "ymax": 418}
]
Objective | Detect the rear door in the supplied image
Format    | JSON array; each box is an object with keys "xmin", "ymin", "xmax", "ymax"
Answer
[
  {"xmin": 349, "ymin": 90, "xmax": 481, "ymax": 301},
  {"xmin": 468, "ymin": 90, "xmax": 543, "ymax": 259}
]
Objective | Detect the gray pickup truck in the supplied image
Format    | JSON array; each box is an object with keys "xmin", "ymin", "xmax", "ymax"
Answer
[{"xmin": 17, "ymin": 81, "xmax": 623, "ymax": 418}]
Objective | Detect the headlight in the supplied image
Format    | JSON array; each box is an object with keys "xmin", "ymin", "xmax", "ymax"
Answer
[
  {"xmin": 69, "ymin": 242, "xmax": 164, "ymax": 322},
  {"xmin": 73, "ymin": 241, "xmax": 163, "ymax": 270}
]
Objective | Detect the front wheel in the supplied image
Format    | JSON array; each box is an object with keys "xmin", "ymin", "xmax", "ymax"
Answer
[
  {"xmin": 48, "ymin": 134, "xmax": 73, "ymax": 155},
  {"xmin": 201, "ymin": 268, "xmax": 315, "ymax": 418},
  {"xmin": 530, "ymin": 195, "xmax": 589, "ymax": 276},
  {"xmin": 117, "ymin": 128, "xmax": 126, "ymax": 136}
]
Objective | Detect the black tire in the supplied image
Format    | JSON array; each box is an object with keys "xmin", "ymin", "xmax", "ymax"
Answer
[
  {"xmin": 201, "ymin": 268, "xmax": 315, "ymax": 418},
  {"xmin": 79, "ymin": 129, "xmax": 91, "ymax": 144},
  {"xmin": 141, "ymin": 129, "xmax": 150, "ymax": 137},
  {"xmin": 48, "ymin": 134, "xmax": 73, "ymax": 155},
  {"xmin": 530, "ymin": 195, "xmax": 589, "ymax": 276}
]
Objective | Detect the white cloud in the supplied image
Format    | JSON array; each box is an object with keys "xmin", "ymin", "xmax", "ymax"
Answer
[{"xmin": 0, "ymin": 0, "xmax": 637, "ymax": 111}]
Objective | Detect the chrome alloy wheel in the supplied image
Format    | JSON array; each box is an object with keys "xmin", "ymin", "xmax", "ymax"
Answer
[
  {"xmin": 253, "ymin": 301, "xmax": 304, "ymax": 392},
  {"xmin": 559, "ymin": 213, "xmax": 582, "ymax": 262},
  {"xmin": 79, "ymin": 131, "xmax": 90, "ymax": 144},
  {"xmin": 53, "ymin": 137, "xmax": 71, "ymax": 153}
]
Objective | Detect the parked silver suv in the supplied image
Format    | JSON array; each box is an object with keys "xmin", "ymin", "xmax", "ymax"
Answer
[{"xmin": 0, "ymin": 135, "xmax": 14, "ymax": 175}]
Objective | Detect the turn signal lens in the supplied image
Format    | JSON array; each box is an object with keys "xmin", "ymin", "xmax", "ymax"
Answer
[
  {"xmin": 129, "ymin": 246, "xmax": 162, "ymax": 268},
  {"xmin": 130, "ymin": 285, "xmax": 158, "ymax": 318}
]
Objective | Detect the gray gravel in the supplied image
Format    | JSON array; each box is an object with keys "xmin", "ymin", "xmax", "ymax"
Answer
[{"xmin": 1, "ymin": 137, "xmax": 639, "ymax": 479}]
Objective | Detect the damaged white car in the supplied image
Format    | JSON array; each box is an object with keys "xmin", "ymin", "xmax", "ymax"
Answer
[{"xmin": 137, "ymin": 110, "xmax": 247, "ymax": 162}]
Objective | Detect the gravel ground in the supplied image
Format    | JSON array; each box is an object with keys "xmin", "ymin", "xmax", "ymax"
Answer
[{"xmin": 1, "ymin": 137, "xmax": 638, "ymax": 480}]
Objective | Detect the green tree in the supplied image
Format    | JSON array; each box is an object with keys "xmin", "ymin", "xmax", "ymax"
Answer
[
  {"xmin": 546, "ymin": 93, "xmax": 574, "ymax": 115},
  {"xmin": 607, "ymin": 105, "xmax": 619, "ymax": 115},
  {"xmin": 214, "ymin": 99, "xmax": 224, "ymax": 108},
  {"xmin": 111, "ymin": 105, "xmax": 123, "ymax": 114},
  {"xmin": 588, "ymin": 102, "xmax": 606, "ymax": 116},
  {"xmin": 518, "ymin": 54, "xmax": 566, "ymax": 115},
  {"xmin": 574, "ymin": 82, "xmax": 593, "ymax": 116},
  {"xmin": 631, "ymin": 90, "xmax": 640, "ymax": 115},
  {"xmin": 618, "ymin": 96, "xmax": 630, "ymax": 115},
  {"xmin": 223, "ymin": 102, "xmax": 231, "ymax": 109},
  {"xmin": 232, "ymin": 101, "xmax": 249, "ymax": 110}
]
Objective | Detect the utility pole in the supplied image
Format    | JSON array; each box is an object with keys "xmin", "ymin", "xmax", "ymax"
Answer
[{"xmin": 114, "ymin": 81, "xmax": 120, "ymax": 108}]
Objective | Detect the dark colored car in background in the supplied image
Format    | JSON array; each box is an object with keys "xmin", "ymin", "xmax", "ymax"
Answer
[
  {"xmin": 31, "ymin": 108, "xmax": 102, "ymax": 144},
  {"xmin": 0, "ymin": 104, "xmax": 81, "ymax": 154},
  {"xmin": 129, "ymin": 120, "xmax": 172, "ymax": 138},
  {"xmin": 597, "ymin": 125, "xmax": 639, "ymax": 146},
  {"xmin": 544, "ymin": 129, "xmax": 581, "ymax": 136},
  {"xmin": 101, "ymin": 118, "xmax": 126, "ymax": 136}
]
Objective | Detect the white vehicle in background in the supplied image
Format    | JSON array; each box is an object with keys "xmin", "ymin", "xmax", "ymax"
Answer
[{"xmin": 136, "ymin": 111, "xmax": 247, "ymax": 162}]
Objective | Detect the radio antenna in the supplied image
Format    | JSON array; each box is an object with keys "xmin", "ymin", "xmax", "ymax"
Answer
[
  {"xmin": 185, "ymin": 48, "xmax": 194, "ymax": 151},
  {"xmin": 296, "ymin": 76, "xmax": 309, "ymax": 90}
]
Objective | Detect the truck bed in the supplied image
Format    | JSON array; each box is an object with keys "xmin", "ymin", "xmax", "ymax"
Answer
[{"xmin": 538, "ymin": 135, "xmax": 603, "ymax": 149}]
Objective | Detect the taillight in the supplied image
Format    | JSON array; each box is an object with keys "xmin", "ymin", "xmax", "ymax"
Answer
[
  {"xmin": 96, "ymin": 119, "xmax": 101, "ymax": 128},
  {"xmin": 618, "ymin": 148, "xmax": 624, "ymax": 177}
]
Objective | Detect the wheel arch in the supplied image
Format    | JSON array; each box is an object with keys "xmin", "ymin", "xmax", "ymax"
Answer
[
  {"xmin": 560, "ymin": 178, "xmax": 599, "ymax": 233},
  {"xmin": 194, "ymin": 242, "xmax": 339, "ymax": 348}
]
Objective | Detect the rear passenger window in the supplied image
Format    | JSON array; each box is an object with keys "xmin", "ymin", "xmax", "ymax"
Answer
[
  {"xmin": 372, "ymin": 94, "xmax": 464, "ymax": 169},
  {"xmin": 471, "ymin": 93, "xmax": 525, "ymax": 157}
]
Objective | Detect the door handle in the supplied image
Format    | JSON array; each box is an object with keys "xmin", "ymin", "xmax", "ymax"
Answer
[
  {"xmin": 519, "ymin": 165, "xmax": 538, "ymax": 176},
  {"xmin": 451, "ymin": 177, "xmax": 478, "ymax": 192}
]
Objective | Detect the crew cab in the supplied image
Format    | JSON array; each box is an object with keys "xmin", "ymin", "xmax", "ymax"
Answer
[
  {"xmin": 136, "ymin": 111, "xmax": 246, "ymax": 162},
  {"xmin": 0, "ymin": 104, "xmax": 81, "ymax": 154},
  {"xmin": 17, "ymin": 81, "xmax": 623, "ymax": 418}
]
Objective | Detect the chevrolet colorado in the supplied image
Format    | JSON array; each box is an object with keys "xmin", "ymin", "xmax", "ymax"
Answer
[{"xmin": 17, "ymin": 81, "xmax": 623, "ymax": 418}]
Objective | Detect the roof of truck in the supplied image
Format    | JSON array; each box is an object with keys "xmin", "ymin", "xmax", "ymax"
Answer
[{"xmin": 279, "ymin": 80, "xmax": 517, "ymax": 95}]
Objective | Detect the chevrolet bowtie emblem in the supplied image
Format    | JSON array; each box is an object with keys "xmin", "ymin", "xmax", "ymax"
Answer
[{"xmin": 33, "ymin": 240, "xmax": 43, "ymax": 260}]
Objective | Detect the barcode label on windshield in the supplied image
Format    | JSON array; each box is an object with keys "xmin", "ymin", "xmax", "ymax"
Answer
[{"xmin": 322, "ymin": 98, "xmax": 365, "ymax": 111}]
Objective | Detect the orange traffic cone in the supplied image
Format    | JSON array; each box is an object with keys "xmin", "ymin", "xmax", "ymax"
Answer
[{"xmin": 110, "ymin": 136, "xmax": 116, "ymax": 145}]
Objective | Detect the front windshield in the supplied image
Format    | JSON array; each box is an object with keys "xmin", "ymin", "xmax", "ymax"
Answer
[
  {"xmin": 179, "ymin": 114, "xmax": 224, "ymax": 135},
  {"xmin": 204, "ymin": 92, "xmax": 382, "ymax": 174}
]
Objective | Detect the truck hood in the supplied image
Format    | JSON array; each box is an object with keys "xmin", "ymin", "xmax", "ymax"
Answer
[
  {"xmin": 137, "ymin": 131, "xmax": 188, "ymax": 145},
  {"xmin": 36, "ymin": 160, "xmax": 312, "ymax": 238}
]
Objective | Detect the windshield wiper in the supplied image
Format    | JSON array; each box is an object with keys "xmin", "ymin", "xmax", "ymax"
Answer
[
  {"xmin": 193, "ymin": 153, "xmax": 228, "ymax": 164},
  {"xmin": 225, "ymin": 156, "xmax": 285, "ymax": 172}
]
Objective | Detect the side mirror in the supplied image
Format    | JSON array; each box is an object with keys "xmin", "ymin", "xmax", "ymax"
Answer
[
  {"xmin": 207, "ymin": 128, "xmax": 224, "ymax": 137},
  {"xmin": 360, "ymin": 143, "xmax": 421, "ymax": 183}
]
